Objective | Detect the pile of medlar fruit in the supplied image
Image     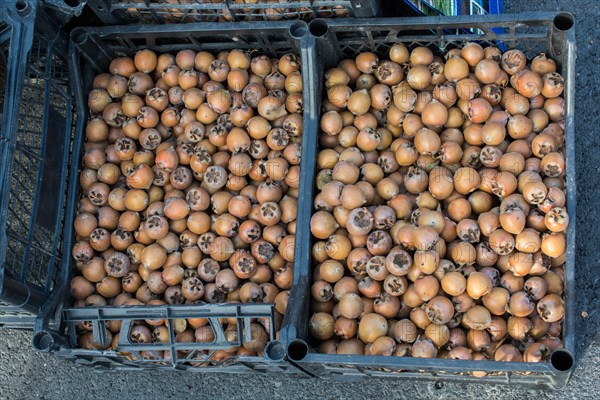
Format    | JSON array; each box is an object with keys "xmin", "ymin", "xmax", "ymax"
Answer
[
  {"xmin": 309, "ymin": 43, "xmax": 568, "ymax": 365},
  {"xmin": 71, "ymin": 47, "xmax": 302, "ymax": 360}
]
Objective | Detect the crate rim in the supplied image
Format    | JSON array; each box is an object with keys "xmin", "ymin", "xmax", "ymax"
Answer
[
  {"xmin": 288, "ymin": 346, "xmax": 574, "ymax": 373},
  {"xmin": 84, "ymin": 0, "xmax": 381, "ymax": 25},
  {"xmin": 68, "ymin": 18, "xmax": 312, "ymax": 46}
]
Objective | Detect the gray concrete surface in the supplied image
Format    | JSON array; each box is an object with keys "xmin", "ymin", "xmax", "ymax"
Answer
[{"xmin": 1, "ymin": 0, "xmax": 599, "ymax": 398}]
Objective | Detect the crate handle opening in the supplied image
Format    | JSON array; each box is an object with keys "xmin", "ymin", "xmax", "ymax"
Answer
[
  {"xmin": 309, "ymin": 19, "xmax": 329, "ymax": 38},
  {"xmin": 71, "ymin": 28, "xmax": 88, "ymax": 45},
  {"xmin": 265, "ymin": 340, "xmax": 286, "ymax": 361},
  {"xmin": 290, "ymin": 21, "xmax": 309, "ymax": 39},
  {"xmin": 14, "ymin": 0, "xmax": 33, "ymax": 16},
  {"xmin": 550, "ymin": 349, "xmax": 574, "ymax": 372},
  {"xmin": 287, "ymin": 339, "xmax": 309, "ymax": 362},
  {"xmin": 553, "ymin": 12, "xmax": 574, "ymax": 32},
  {"xmin": 33, "ymin": 330, "xmax": 56, "ymax": 352}
]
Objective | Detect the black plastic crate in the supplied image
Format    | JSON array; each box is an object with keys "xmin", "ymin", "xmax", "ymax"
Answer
[
  {"xmin": 0, "ymin": 0, "xmax": 74, "ymax": 329},
  {"xmin": 33, "ymin": 20, "xmax": 315, "ymax": 375},
  {"xmin": 84, "ymin": 0, "xmax": 380, "ymax": 25},
  {"xmin": 284, "ymin": 13, "xmax": 577, "ymax": 389}
]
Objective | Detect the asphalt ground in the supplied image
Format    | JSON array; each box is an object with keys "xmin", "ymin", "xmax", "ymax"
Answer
[{"xmin": 1, "ymin": 0, "xmax": 599, "ymax": 398}]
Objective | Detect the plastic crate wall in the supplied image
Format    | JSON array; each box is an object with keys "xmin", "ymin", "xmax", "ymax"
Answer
[
  {"xmin": 0, "ymin": 0, "xmax": 74, "ymax": 328},
  {"xmin": 284, "ymin": 13, "xmax": 576, "ymax": 389},
  {"xmin": 84, "ymin": 0, "xmax": 380, "ymax": 24},
  {"xmin": 32, "ymin": 20, "xmax": 314, "ymax": 376},
  {"xmin": 40, "ymin": 0, "xmax": 87, "ymax": 25}
]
